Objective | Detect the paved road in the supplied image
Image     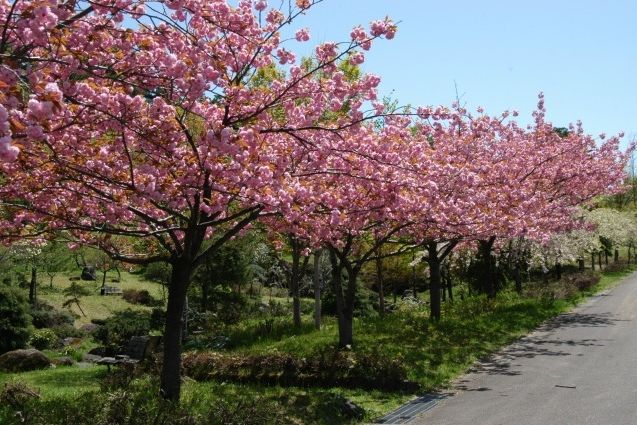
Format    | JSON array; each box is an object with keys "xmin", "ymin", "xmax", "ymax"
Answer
[{"xmin": 410, "ymin": 273, "xmax": 637, "ymax": 425}]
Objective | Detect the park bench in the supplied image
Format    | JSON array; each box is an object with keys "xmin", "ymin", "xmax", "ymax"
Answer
[
  {"xmin": 100, "ymin": 285, "xmax": 122, "ymax": 295},
  {"xmin": 96, "ymin": 335, "xmax": 160, "ymax": 371}
]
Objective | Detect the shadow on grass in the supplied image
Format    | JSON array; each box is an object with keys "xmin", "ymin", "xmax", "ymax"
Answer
[{"xmin": 222, "ymin": 317, "xmax": 325, "ymax": 351}]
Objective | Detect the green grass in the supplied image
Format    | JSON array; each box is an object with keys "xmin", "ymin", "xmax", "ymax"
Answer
[
  {"xmin": 3, "ymin": 263, "xmax": 635, "ymax": 424},
  {"xmin": 0, "ymin": 366, "xmax": 108, "ymax": 399},
  {"xmin": 37, "ymin": 271, "xmax": 165, "ymax": 326},
  {"xmin": 213, "ymin": 262, "xmax": 637, "ymax": 418}
]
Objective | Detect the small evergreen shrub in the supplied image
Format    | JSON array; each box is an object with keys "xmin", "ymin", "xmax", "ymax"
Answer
[
  {"xmin": 122, "ymin": 289, "xmax": 157, "ymax": 306},
  {"xmin": 142, "ymin": 262, "xmax": 171, "ymax": 283},
  {"xmin": 94, "ymin": 309, "xmax": 151, "ymax": 349},
  {"xmin": 50, "ymin": 324, "xmax": 84, "ymax": 339},
  {"xmin": 29, "ymin": 302, "xmax": 75, "ymax": 329},
  {"xmin": 0, "ymin": 286, "xmax": 31, "ymax": 354}
]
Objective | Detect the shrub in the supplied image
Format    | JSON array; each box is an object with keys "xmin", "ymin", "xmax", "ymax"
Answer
[
  {"xmin": 29, "ymin": 302, "xmax": 75, "ymax": 329},
  {"xmin": 602, "ymin": 260, "xmax": 628, "ymax": 273},
  {"xmin": 322, "ymin": 285, "xmax": 378, "ymax": 318},
  {"xmin": 150, "ymin": 307, "xmax": 165, "ymax": 331},
  {"xmin": 183, "ymin": 347, "xmax": 414, "ymax": 391},
  {"xmin": 0, "ymin": 286, "xmax": 31, "ymax": 354},
  {"xmin": 0, "ymin": 381, "xmax": 40, "ymax": 423},
  {"xmin": 94, "ymin": 309, "xmax": 151, "ymax": 349},
  {"xmin": 0, "ymin": 377, "xmax": 290, "ymax": 425},
  {"xmin": 50, "ymin": 324, "xmax": 84, "ymax": 339},
  {"xmin": 142, "ymin": 262, "xmax": 171, "ymax": 283},
  {"xmin": 28, "ymin": 329, "xmax": 58, "ymax": 350},
  {"xmin": 565, "ymin": 271, "xmax": 600, "ymax": 291},
  {"xmin": 122, "ymin": 289, "xmax": 157, "ymax": 306},
  {"xmin": 60, "ymin": 346, "xmax": 84, "ymax": 362}
]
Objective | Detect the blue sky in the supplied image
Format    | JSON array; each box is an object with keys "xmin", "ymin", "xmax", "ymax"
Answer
[{"xmin": 287, "ymin": 0, "xmax": 636, "ymax": 145}]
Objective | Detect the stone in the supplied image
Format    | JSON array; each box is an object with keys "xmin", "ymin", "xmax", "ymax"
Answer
[
  {"xmin": 52, "ymin": 356, "xmax": 75, "ymax": 366},
  {"xmin": 0, "ymin": 349, "xmax": 51, "ymax": 372},
  {"xmin": 82, "ymin": 354, "xmax": 102, "ymax": 363},
  {"xmin": 81, "ymin": 266, "xmax": 97, "ymax": 281},
  {"xmin": 125, "ymin": 336, "xmax": 149, "ymax": 360},
  {"xmin": 62, "ymin": 337, "xmax": 82, "ymax": 346},
  {"xmin": 339, "ymin": 398, "xmax": 365, "ymax": 420},
  {"xmin": 88, "ymin": 346, "xmax": 116, "ymax": 357},
  {"xmin": 80, "ymin": 323, "xmax": 98, "ymax": 334}
]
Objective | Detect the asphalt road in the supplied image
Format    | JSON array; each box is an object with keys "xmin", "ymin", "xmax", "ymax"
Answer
[{"xmin": 410, "ymin": 272, "xmax": 637, "ymax": 425}]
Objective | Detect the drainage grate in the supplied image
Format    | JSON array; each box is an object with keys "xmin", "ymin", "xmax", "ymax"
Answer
[{"xmin": 375, "ymin": 393, "xmax": 447, "ymax": 424}]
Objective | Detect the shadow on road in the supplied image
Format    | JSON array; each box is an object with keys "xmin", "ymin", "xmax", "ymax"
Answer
[
  {"xmin": 463, "ymin": 312, "xmax": 621, "ymax": 379},
  {"xmin": 540, "ymin": 312, "xmax": 624, "ymax": 331}
]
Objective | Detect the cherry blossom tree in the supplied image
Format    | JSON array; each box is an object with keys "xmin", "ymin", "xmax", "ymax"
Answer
[{"xmin": 0, "ymin": 0, "xmax": 397, "ymax": 399}]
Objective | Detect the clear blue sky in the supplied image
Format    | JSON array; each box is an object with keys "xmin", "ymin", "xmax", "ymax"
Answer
[{"xmin": 288, "ymin": 0, "xmax": 636, "ymax": 145}]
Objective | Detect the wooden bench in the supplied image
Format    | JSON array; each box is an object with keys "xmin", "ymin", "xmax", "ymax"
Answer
[{"xmin": 100, "ymin": 285, "xmax": 122, "ymax": 295}]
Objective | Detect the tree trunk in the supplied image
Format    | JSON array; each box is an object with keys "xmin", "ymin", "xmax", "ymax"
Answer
[
  {"xmin": 605, "ymin": 250, "xmax": 609, "ymax": 266},
  {"xmin": 446, "ymin": 272, "xmax": 453, "ymax": 302},
  {"xmin": 426, "ymin": 242, "xmax": 442, "ymax": 321},
  {"xmin": 182, "ymin": 295, "xmax": 189, "ymax": 341},
  {"xmin": 514, "ymin": 261, "xmax": 522, "ymax": 294},
  {"xmin": 313, "ymin": 250, "xmax": 322, "ymax": 330},
  {"xmin": 441, "ymin": 265, "xmax": 446, "ymax": 303},
  {"xmin": 342, "ymin": 266, "xmax": 358, "ymax": 347},
  {"xmin": 578, "ymin": 258, "xmax": 585, "ymax": 271},
  {"xmin": 393, "ymin": 280, "xmax": 397, "ymax": 304},
  {"xmin": 628, "ymin": 244, "xmax": 632, "ymax": 263},
  {"xmin": 598, "ymin": 251, "xmax": 602, "ymax": 269},
  {"xmin": 201, "ymin": 278, "xmax": 208, "ymax": 311},
  {"xmin": 591, "ymin": 252, "xmax": 596, "ymax": 270},
  {"xmin": 479, "ymin": 237, "xmax": 497, "ymax": 298},
  {"xmin": 29, "ymin": 267, "xmax": 37, "ymax": 305},
  {"xmin": 160, "ymin": 261, "xmax": 191, "ymax": 401},
  {"xmin": 555, "ymin": 262, "xmax": 562, "ymax": 281},
  {"xmin": 614, "ymin": 249, "xmax": 619, "ymax": 263},
  {"xmin": 375, "ymin": 253, "xmax": 385, "ymax": 317},
  {"xmin": 329, "ymin": 250, "xmax": 346, "ymax": 344},
  {"xmin": 290, "ymin": 241, "xmax": 302, "ymax": 329},
  {"xmin": 329, "ymin": 249, "xmax": 355, "ymax": 348},
  {"xmin": 410, "ymin": 251, "xmax": 418, "ymax": 298},
  {"xmin": 101, "ymin": 270, "xmax": 107, "ymax": 293},
  {"xmin": 49, "ymin": 274, "xmax": 54, "ymax": 288}
]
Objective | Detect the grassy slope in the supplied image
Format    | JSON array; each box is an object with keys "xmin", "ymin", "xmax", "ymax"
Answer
[{"xmin": 37, "ymin": 271, "xmax": 165, "ymax": 326}]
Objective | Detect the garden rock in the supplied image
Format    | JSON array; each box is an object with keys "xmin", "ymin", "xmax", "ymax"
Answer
[
  {"xmin": 88, "ymin": 346, "xmax": 116, "ymax": 357},
  {"xmin": 80, "ymin": 323, "xmax": 98, "ymax": 334},
  {"xmin": 52, "ymin": 356, "xmax": 75, "ymax": 366},
  {"xmin": 82, "ymin": 354, "xmax": 102, "ymax": 363},
  {"xmin": 62, "ymin": 337, "xmax": 82, "ymax": 346},
  {"xmin": 81, "ymin": 266, "xmax": 97, "ymax": 281},
  {"xmin": 339, "ymin": 398, "xmax": 365, "ymax": 420},
  {"xmin": 0, "ymin": 349, "xmax": 51, "ymax": 372}
]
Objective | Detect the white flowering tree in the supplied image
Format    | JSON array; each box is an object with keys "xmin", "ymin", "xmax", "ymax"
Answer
[
  {"xmin": 586, "ymin": 208, "xmax": 637, "ymax": 263},
  {"xmin": 8, "ymin": 239, "xmax": 44, "ymax": 305}
]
